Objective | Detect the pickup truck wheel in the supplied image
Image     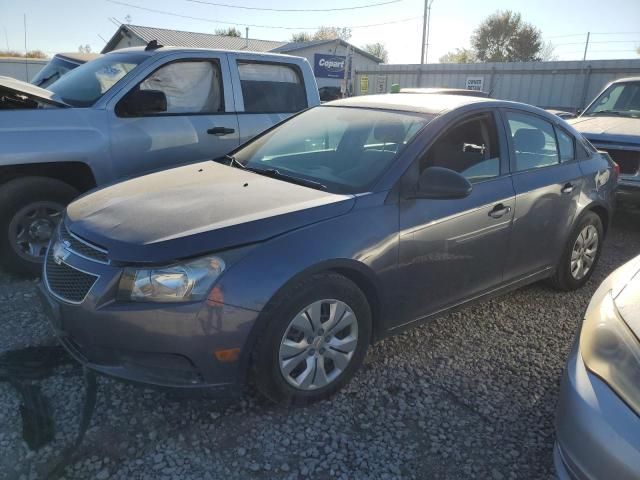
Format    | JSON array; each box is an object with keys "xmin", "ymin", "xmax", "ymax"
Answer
[{"xmin": 0, "ymin": 177, "xmax": 78, "ymax": 277}]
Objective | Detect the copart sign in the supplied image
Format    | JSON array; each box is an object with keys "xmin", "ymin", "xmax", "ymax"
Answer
[{"xmin": 314, "ymin": 54, "xmax": 346, "ymax": 79}]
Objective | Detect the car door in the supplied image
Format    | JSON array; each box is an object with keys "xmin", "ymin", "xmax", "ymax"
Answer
[
  {"xmin": 108, "ymin": 52, "xmax": 239, "ymax": 179},
  {"xmin": 501, "ymin": 110, "xmax": 583, "ymax": 281},
  {"xmin": 395, "ymin": 111, "xmax": 515, "ymax": 324},
  {"xmin": 228, "ymin": 55, "xmax": 309, "ymax": 144}
]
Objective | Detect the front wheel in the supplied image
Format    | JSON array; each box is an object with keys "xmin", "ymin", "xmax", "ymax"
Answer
[
  {"xmin": 252, "ymin": 273, "xmax": 371, "ymax": 406},
  {"xmin": 549, "ymin": 211, "xmax": 604, "ymax": 291},
  {"xmin": 0, "ymin": 177, "xmax": 78, "ymax": 277}
]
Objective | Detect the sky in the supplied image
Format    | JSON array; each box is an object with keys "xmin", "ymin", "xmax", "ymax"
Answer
[{"xmin": 1, "ymin": 0, "xmax": 639, "ymax": 64}]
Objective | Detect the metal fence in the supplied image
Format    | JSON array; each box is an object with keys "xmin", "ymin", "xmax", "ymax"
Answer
[{"xmin": 355, "ymin": 59, "xmax": 640, "ymax": 111}]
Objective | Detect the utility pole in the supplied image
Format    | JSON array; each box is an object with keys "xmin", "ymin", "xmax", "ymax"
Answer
[
  {"xmin": 23, "ymin": 14, "xmax": 28, "ymax": 82},
  {"xmin": 425, "ymin": 0, "xmax": 434, "ymax": 64},
  {"xmin": 582, "ymin": 31, "xmax": 590, "ymax": 61},
  {"xmin": 420, "ymin": 0, "xmax": 427, "ymax": 64}
]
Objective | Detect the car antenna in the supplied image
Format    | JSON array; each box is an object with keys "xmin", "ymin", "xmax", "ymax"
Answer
[{"xmin": 145, "ymin": 39, "xmax": 163, "ymax": 51}]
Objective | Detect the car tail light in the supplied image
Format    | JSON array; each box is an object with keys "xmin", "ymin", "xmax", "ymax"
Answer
[{"xmin": 613, "ymin": 161, "xmax": 621, "ymax": 177}]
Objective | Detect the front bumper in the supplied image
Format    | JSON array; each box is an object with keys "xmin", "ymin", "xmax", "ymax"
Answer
[
  {"xmin": 38, "ymin": 250, "xmax": 260, "ymax": 391},
  {"xmin": 555, "ymin": 343, "xmax": 640, "ymax": 480}
]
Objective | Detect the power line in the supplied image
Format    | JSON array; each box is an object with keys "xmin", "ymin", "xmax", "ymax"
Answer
[
  {"xmin": 106, "ymin": 0, "xmax": 421, "ymax": 30},
  {"xmin": 187, "ymin": 0, "xmax": 402, "ymax": 12}
]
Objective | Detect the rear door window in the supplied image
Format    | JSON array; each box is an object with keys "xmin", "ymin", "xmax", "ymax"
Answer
[
  {"xmin": 237, "ymin": 62, "xmax": 307, "ymax": 113},
  {"xmin": 506, "ymin": 112, "xmax": 559, "ymax": 171},
  {"xmin": 556, "ymin": 128, "xmax": 575, "ymax": 163}
]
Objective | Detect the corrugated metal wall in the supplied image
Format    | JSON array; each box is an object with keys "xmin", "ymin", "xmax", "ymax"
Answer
[{"xmin": 355, "ymin": 59, "xmax": 640, "ymax": 111}]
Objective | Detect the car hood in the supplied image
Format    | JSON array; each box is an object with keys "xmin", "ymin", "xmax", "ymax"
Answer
[
  {"xmin": 0, "ymin": 75, "xmax": 69, "ymax": 108},
  {"xmin": 65, "ymin": 161, "xmax": 355, "ymax": 264},
  {"xmin": 569, "ymin": 116, "xmax": 640, "ymax": 145},
  {"xmin": 613, "ymin": 255, "xmax": 640, "ymax": 341}
]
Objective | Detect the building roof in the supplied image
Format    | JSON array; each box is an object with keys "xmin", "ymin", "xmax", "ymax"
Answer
[
  {"xmin": 102, "ymin": 24, "xmax": 287, "ymax": 54},
  {"xmin": 272, "ymin": 39, "xmax": 382, "ymax": 63},
  {"xmin": 102, "ymin": 25, "xmax": 383, "ymax": 64}
]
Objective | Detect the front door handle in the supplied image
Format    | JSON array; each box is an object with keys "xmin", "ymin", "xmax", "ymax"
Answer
[
  {"xmin": 207, "ymin": 127, "xmax": 235, "ymax": 136},
  {"xmin": 561, "ymin": 182, "xmax": 574, "ymax": 194},
  {"xmin": 488, "ymin": 203, "xmax": 512, "ymax": 219}
]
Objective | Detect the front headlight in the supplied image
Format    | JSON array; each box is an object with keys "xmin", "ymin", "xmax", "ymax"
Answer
[
  {"xmin": 580, "ymin": 291, "xmax": 640, "ymax": 414},
  {"xmin": 119, "ymin": 255, "xmax": 226, "ymax": 303}
]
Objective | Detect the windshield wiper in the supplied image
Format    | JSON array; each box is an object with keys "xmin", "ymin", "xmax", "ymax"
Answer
[
  {"xmin": 590, "ymin": 110, "xmax": 625, "ymax": 116},
  {"xmin": 247, "ymin": 167, "xmax": 327, "ymax": 190},
  {"xmin": 214, "ymin": 154, "xmax": 246, "ymax": 169}
]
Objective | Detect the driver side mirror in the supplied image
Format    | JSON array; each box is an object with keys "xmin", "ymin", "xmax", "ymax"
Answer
[
  {"xmin": 116, "ymin": 89, "xmax": 167, "ymax": 117},
  {"xmin": 409, "ymin": 166, "xmax": 473, "ymax": 200}
]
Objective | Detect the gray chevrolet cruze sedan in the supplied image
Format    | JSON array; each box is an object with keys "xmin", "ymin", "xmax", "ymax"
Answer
[{"xmin": 39, "ymin": 93, "xmax": 617, "ymax": 405}]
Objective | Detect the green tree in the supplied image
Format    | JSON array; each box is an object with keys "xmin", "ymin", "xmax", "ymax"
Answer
[
  {"xmin": 471, "ymin": 10, "xmax": 543, "ymax": 62},
  {"xmin": 215, "ymin": 27, "xmax": 242, "ymax": 37},
  {"xmin": 362, "ymin": 42, "xmax": 388, "ymax": 62},
  {"xmin": 439, "ymin": 48, "xmax": 476, "ymax": 64},
  {"xmin": 290, "ymin": 32, "xmax": 313, "ymax": 42}
]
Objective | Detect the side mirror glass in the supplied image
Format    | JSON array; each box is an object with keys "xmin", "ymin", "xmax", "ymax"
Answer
[
  {"xmin": 117, "ymin": 89, "xmax": 167, "ymax": 117},
  {"xmin": 411, "ymin": 166, "xmax": 473, "ymax": 200}
]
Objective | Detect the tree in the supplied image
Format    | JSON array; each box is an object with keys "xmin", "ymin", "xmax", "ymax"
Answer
[
  {"xmin": 471, "ymin": 10, "xmax": 543, "ymax": 62},
  {"xmin": 290, "ymin": 32, "xmax": 312, "ymax": 42},
  {"xmin": 215, "ymin": 27, "xmax": 242, "ymax": 37},
  {"xmin": 362, "ymin": 43, "xmax": 388, "ymax": 62},
  {"xmin": 78, "ymin": 44, "xmax": 92, "ymax": 54},
  {"xmin": 313, "ymin": 26, "xmax": 352, "ymax": 41},
  {"xmin": 0, "ymin": 50, "xmax": 47, "ymax": 59},
  {"xmin": 439, "ymin": 48, "xmax": 476, "ymax": 64}
]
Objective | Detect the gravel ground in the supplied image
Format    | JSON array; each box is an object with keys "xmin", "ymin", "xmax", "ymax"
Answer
[{"xmin": 1, "ymin": 207, "xmax": 639, "ymax": 480}]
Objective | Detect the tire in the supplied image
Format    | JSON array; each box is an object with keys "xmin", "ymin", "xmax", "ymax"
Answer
[
  {"xmin": 0, "ymin": 177, "xmax": 78, "ymax": 277},
  {"xmin": 548, "ymin": 211, "xmax": 604, "ymax": 291},
  {"xmin": 251, "ymin": 272, "xmax": 372, "ymax": 406}
]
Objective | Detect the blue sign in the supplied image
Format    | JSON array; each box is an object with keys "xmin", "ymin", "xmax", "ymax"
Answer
[{"xmin": 314, "ymin": 54, "xmax": 346, "ymax": 79}]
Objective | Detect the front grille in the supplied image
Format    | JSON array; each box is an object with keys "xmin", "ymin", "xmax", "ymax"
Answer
[
  {"xmin": 598, "ymin": 148, "xmax": 640, "ymax": 175},
  {"xmin": 59, "ymin": 225, "xmax": 109, "ymax": 264},
  {"xmin": 45, "ymin": 251, "xmax": 98, "ymax": 303}
]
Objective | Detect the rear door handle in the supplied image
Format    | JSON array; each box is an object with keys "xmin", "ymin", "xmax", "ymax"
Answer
[
  {"xmin": 488, "ymin": 203, "xmax": 512, "ymax": 219},
  {"xmin": 207, "ymin": 127, "xmax": 235, "ymax": 136},
  {"xmin": 561, "ymin": 182, "xmax": 574, "ymax": 194}
]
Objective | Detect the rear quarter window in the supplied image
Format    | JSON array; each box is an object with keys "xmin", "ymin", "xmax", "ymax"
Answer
[{"xmin": 238, "ymin": 61, "xmax": 307, "ymax": 114}]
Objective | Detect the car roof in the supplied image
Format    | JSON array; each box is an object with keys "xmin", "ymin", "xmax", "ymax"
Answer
[
  {"xmin": 106, "ymin": 45, "xmax": 302, "ymax": 60},
  {"xmin": 610, "ymin": 76, "xmax": 640, "ymax": 84},
  {"xmin": 400, "ymin": 87, "xmax": 490, "ymax": 98},
  {"xmin": 326, "ymin": 93, "xmax": 495, "ymax": 115}
]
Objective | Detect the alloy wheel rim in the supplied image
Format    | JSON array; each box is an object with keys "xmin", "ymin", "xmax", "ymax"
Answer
[
  {"xmin": 8, "ymin": 201, "xmax": 64, "ymax": 261},
  {"xmin": 279, "ymin": 299, "xmax": 358, "ymax": 391},
  {"xmin": 570, "ymin": 224, "xmax": 599, "ymax": 280}
]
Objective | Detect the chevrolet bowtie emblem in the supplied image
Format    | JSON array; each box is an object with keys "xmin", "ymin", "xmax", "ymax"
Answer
[{"xmin": 52, "ymin": 240, "xmax": 71, "ymax": 265}]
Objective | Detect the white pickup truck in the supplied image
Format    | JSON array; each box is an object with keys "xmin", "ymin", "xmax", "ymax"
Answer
[{"xmin": 0, "ymin": 43, "xmax": 320, "ymax": 275}]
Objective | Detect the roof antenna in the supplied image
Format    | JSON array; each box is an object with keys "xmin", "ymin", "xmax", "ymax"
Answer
[{"xmin": 145, "ymin": 39, "xmax": 163, "ymax": 51}]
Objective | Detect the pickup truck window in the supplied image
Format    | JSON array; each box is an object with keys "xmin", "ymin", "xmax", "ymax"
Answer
[
  {"xmin": 48, "ymin": 53, "xmax": 147, "ymax": 107},
  {"xmin": 238, "ymin": 61, "xmax": 307, "ymax": 114},
  {"xmin": 139, "ymin": 60, "xmax": 223, "ymax": 114}
]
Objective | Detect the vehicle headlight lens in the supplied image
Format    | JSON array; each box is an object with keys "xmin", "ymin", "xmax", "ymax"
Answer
[
  {"xmin": 119, "ymin": 255, "xmax": 226, "ymax": 303},
  {"xmin": 580, "ymin": 291, "xmax": 640, "ymax": 414}
]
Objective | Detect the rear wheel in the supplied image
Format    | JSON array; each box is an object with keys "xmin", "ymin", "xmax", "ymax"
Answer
[
  {"xmin": 252, "ymin": 273, "xmax": 371, "ymax": 405},
  {"xmin": 549, "ymin": 211, "xmax": 603, "ymax": 291},
  {"xmin": 0, "ymin": 177, "xmax": 78, "ymax": 277}
]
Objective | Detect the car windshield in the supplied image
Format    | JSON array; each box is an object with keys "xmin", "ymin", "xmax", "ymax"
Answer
[
  {"xmin": 48, "ymin": 53, "xmax": 147, "ymax": 107},
  {"xmin": 30, "ymin": 56, "xmax": 79, "ymax": 89},
  {"xmin": 234, "ymin": 106, "xmax": 433, "ymax": 193},
  {"xmin": 583, "ymin": 81, "xmax": 640, "ymax": 118}
]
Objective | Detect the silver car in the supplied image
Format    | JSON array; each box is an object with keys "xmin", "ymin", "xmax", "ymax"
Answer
[
  {"xmin": 569, "ymin": 78, "xmax": 640, "ymax": 205},
  {"xmin": 555, "ymin": 254, "xmax": 640, "ymax": 479},
  {"xmin": 0, "ymin": 45, "xmax": 319, "ymax": 275}
]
